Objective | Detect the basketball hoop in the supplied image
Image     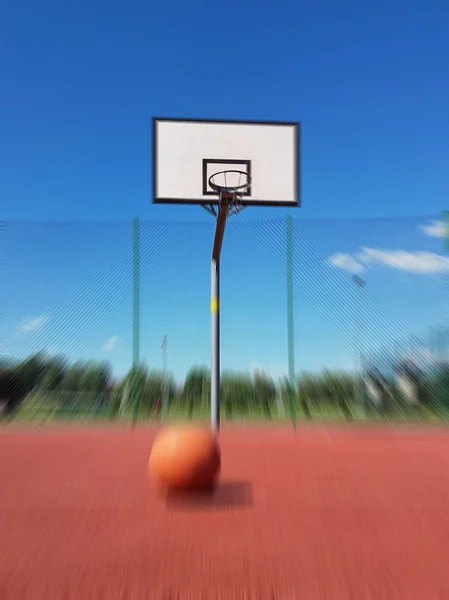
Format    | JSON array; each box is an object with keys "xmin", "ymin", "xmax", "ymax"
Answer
[{"xmin": 208, "ymin": 170, "xmax": 251, "ymax": 216}]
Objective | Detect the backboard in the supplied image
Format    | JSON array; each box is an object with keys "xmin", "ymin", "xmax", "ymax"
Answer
[{"xmin": 152, "ymin": 118, "xmax": 300, "ymax": 207}]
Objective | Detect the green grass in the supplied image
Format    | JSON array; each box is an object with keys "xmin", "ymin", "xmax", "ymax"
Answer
[{"xmin": 5, "ymin": 390, "xmax": 449, "ymax": 426}]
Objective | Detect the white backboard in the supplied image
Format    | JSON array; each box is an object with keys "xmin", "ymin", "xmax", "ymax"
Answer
[{"xmin": 152, "ymin": 118, "xmax": 300, "ymax": 206}]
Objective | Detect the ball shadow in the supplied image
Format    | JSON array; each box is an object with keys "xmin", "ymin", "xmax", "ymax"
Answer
[{"xmin": 164, "ymin": 479, "xmax": 254, "ymax": 511}]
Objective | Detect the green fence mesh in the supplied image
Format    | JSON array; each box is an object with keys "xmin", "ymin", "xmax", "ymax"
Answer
[{"xmin": 1, "ymin": 215, "xmax": 449, "ymax": 424}]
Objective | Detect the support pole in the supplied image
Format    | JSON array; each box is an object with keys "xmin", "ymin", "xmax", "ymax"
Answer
[
  {"xmin": 286, "ymin": 215, "xmax": 296, "ymax": 427},
  {"xmin": 132, "ymin": 217, "xmax": 141, "ymax": 428},
  {"xmin": 211, "ymin": 204, "xmax": 228, "ymax": 432},
  {"xmin": 211, "ymin": 257, "xmax": 220, "ymax": 431}
]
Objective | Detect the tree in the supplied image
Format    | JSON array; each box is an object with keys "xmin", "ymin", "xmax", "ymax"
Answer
[
  {"xmin": 39, "ymin": 357, "xmax": 67, "ymax": 391},
  {"xmin": 145, "ymin": 370, "xmax": 176, "ymax": 417},
  {"xmin": 0, "ymin": 353, "xmax": 50, "ymax": 418},
  {"xmin": 297, "ymin": 371, "xmax": 320, "ymax": 405},
  {"xmin": 252, "ymin": 370, "xmax": 276, "ymax": 418},
  {"xmin": 321, "ymin": 370, "xmax": 353, "ymax": 420},
  {"xmin": 221, "ymin": 372, "xmax": 254, "ymax": 419},
  {"xmin": 60, "ymin": 361, "xmax": 86, "ymax": 392},
  {"xmin": 124, "ymin": 363, "xmax": 151, "ymax": 415},
  {"xmin": 79, "ymin": 361, "xmax": 111, "ymax": 393},
  {"xmin": 183, "ymin": 366, "xmax": 210, "ymax": 418}
]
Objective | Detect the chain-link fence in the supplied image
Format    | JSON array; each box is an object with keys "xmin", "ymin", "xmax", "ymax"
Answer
[{"xmin": 1, "ymin": 215, "xmax": 448, "ymax": 423}]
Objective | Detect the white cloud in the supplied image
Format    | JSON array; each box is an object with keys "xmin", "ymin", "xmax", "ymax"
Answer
[
  {"xmin": 419, "ymin": 219, "xmax": 446, "ymax": 238},
  {"xmin": 358, "ymin": 247, "xmax": 449, "ymax": 274},
  {"xmin": 329, "ymin": 245, "xmax": 449, "ymax": 276},
  {"xmin": 17, "ymin": 314, "xmax": 49, "ymax": 333},
  {"xmin": 102, "ymin": 335, "xmax": 121, "ymax": 352},
  {"xmin": 327, "ymin": 253, "xmax": 366, "ymax": 274}
]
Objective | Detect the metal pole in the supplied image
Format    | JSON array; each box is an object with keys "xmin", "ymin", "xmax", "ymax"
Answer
[
  {"xmin": 211, "ymin": 204, "xmax": 228, "ymax": 432},
  {"xmin": 211, "ymin": 257, "xmax": 220, "ymax": 430},
  {"xmin": 286, "ymin": 215, "xmax": 296, "ymax": 427},
  {"xmin": 131, "ymin": 217, "xmax": 141, "ymax": 428}
]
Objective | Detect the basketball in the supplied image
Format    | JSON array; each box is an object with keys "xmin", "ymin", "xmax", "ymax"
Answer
[{"xmin": 149, "ymin": 426, "xmax": 221, "ymax": 490}]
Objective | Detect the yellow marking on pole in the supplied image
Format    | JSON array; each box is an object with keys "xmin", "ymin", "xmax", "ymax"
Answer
[{"xmin": 211, "ymin": 297, "xmax": 219, "ymax": 313}]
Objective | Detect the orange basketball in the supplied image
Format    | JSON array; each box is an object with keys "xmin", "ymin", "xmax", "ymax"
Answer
[{"xmin": 148, "ymin": 426, "xmax": 221, "ymax": 490}]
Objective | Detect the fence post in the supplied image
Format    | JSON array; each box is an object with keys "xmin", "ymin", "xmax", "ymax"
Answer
[
  {"xmin": 132, "ymin": 217, "xmax": 141, "ymax": 428},
  {"xmin": 286, "ymin": 215, "xmax": 296, "ymax": 427}
]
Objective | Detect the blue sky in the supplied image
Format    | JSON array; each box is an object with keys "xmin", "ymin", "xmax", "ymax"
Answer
[
  {"xmin": 3, "ymin": 216, "xmax": 449, "ymax": 381},
  {"xmin": 1, "ymin": 0, "xmax": 449, "ymax": 381}
]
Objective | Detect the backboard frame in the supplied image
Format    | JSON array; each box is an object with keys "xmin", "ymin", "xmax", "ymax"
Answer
[{"xmin": 152, "ymin": 117, "xmax": 301, "ymax": 207}]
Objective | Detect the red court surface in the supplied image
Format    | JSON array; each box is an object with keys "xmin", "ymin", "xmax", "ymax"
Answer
[{"xmin": 2, "ymin": 424, "xmax": 449, "ymax": 599}]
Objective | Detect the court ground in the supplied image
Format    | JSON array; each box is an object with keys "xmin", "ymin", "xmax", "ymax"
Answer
[{"xmin": 2, "ymin": 424, "xmax": 449, "ymax": 599}]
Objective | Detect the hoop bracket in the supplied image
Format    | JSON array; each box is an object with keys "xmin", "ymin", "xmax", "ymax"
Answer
[
  {"xmin": 208, "ymin": 169, "xmax": 251, "ymax": 217},
  {"xmin": 202, "ymin": 204, "xmax": 217, "ymax": 216}
]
